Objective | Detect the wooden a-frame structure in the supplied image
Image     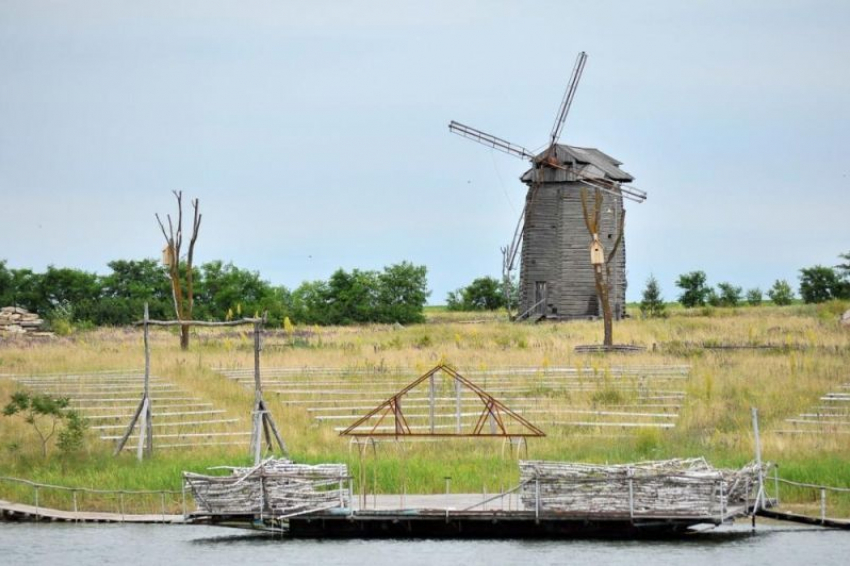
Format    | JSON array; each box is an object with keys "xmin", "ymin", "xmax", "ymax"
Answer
[
  {"xmin": 114, "ymin": 305, "xmax": 286, "ymax": 462},
  {"xmin": 339, "ymin": 363, "xmax": 545, "ymax": 439}
]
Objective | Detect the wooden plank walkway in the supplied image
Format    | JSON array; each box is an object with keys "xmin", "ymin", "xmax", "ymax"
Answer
[
  {"xmin": 0, "ymin": 499, "xmax": 184, "ymax": 524},
  {"xmin": 757, "ymin": 507, "xmax": 850, "ymax": 530}
]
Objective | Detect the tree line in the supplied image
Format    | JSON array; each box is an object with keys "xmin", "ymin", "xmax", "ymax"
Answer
[
  {"xmin": 638, "ymin": 250, "xmax": 850, "ymax": 316},
  {"xmin": 443, "ymin": 252, "xmax": 850, "ymax": 316},
  {"xmin": 0, "ymin": 259, "xmax": 429, "ymax": 327}
]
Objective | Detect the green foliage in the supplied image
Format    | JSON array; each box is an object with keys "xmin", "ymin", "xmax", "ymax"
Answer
[
  {"xmin": 3, "ymin": 392, "xmax": 74, "ymax": 458},
  {"xmin": 799, "ymin": 265, "xmax": 845, "ymax": 304},
  {"xmin": 716, "ymin": 282, "xmax": 743, "ymax": 307},
  {"xmin": 0, "ymin": 258, "xmax": 428, "ymax": 327},
  {"xmin": 292, "ymin": 262, "xmax": 429, "ymax": 325},
  {"xmin": 675, "ymin": 271, "xmax": 710, "ymax": 308},
  {"xmin": 446, "ymin": 276, "xmax": 507, "ymax": 311},
  {"xmin": 706, "ymin": 287, "xmax": 721, "ymax": 307},
  {"xmin": 377, "ymin": 262, "xmax": 430, "ymax": 324},
  {"xmin": 639, "ymin": 274, "xmax": 666, "ymax": 318},
  {"xmin": 768, "ymin": 279, "xmax": 794, "ymax": 305},
  {"xmin": 57, "ymin": 411, "xmax": 89, "ymax": 457},
  {"xmin": 745, "ymin": 287, "xmax": 762, "ymax": 306},
  {"xmin": 836, "ymin": 251, "xmax": 850, "ymax": 278}
]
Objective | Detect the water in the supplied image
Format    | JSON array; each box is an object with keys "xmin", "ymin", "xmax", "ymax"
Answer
[{"xmin": 1, "ymin": 523, "xmax": 848, "ymax": 566}]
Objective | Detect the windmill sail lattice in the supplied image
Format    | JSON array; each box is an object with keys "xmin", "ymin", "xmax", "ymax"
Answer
[{"xmin": 339, "ymin": 364, "xmax": 545, "ymax": 438}]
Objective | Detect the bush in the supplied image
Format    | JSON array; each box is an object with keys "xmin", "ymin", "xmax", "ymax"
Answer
[
  {"xmin": 717, "ymin": 282, "xmax": 743, "ymax": 307},
  {"xmin": 446, "ymin": 276, "xmax": 506, "ymax": 311},
  {"xmin": 676, "ymin": 271, "xmax": 710, "ymax": 308},
  {"xmin": 799, "ymin": 266, "xmax": 844, "ymax": 304},
  {"xmin": 746, "ymin": 288, "xmax": 762, "ymax": 306},
  {"xmin": 639, "ymin": 275, "xmax": 666, "ymax": 318},
  {"xmin": 768, "ymin": 279, "xmax": 794, "ymax": 305}
]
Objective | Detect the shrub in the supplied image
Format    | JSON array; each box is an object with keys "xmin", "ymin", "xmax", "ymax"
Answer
[
  {"xmin": 746, "ymin": 288, "xmax": 762, "ymax": 306},
  {"xmin": 676, "ymin": 271, "xmax": 710, "ymax": 308},
  {"xmin": 446, "ymin": 276, "xmax": 506, "ymax": 311},
  {"xmin": 717, "ymin": 282, "xmax": 743, "ymax": 307},
  {"xmin": 768, "ymin": 279, "xmax": 794, "ymax": 305},
  {"xmin": 799, "ymin": 266, "xmax": 843, "ymax": 303},
  {"xmin": 639, "ymin": 275, "xmax": 666, "ymax": 318}
]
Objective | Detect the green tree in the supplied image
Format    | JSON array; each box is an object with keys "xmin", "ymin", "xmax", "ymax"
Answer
[
  {"xmin": 639, "ymin": 275, "xmax": 666, "ymax": 318},
  {"xmin": 3, "ymin": 392, "xmax": 80, "ymax": 458},
  {"xmin": 96, "ymin": 259, "xmax": 172, "ymax": 324},
  {"xmin": 717, "ymin": 282, "xmax": 743, "ymax": 307},
  {"xmin": 57, "ymin": 411, "xmax": 89, "ymax": 458},
  {"xmin": 291, "ymin": 280, "xmax": 331, "ymax": 325},
  {"xmin": 767, "ymin": 279, "xmax": 794, "ymax": 306},
  {"xmin": 7, "ymin": 268, "xmax": 43, "ymax": 312},
  {"xmin": 799, "ymin": 266, "xmax": 843, "ymax": 303},
  {"xmin": 326, "ymin": 268, "xmax": 380, "ymax": 324},
  {"xmin": 377, "ymin": 262, "xmax": 429, "ymax": 324},
  {"xmin": 676, "ymin": 271, "xmax": 710, "ymax": 308},
  {"xmin": 446, "ymin": 276, "xmax": 505, "ymax": 311},
  {"xmin": 0, "ymin": 260, "xmax": 12, "ymax": 305},
  {"xmin": 196, "ymin": 261, "xmax": 289, "ymax": 323},
  {"xmin": 746, "ymin": 288, "xmax": 763, "ymax": 306}
]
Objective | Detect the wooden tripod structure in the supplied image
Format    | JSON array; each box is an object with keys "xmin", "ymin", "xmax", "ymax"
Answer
[
  {"xmin": 249, "ymin": 317, "xmax": 287, "ymax": 464},
  {"xmin": 114, "ymin": 306, "xmax": 286, "ymax": 461}
]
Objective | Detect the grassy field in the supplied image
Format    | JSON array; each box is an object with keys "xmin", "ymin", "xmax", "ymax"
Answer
[{"xmin": 1, "ymin": 302, "xmax": 849, "ymax": 514}]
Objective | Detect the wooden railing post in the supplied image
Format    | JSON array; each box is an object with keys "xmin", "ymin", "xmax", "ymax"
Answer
[{"xmin": 535, "ymin": 479, "xmax": 540, "ymax": 524}]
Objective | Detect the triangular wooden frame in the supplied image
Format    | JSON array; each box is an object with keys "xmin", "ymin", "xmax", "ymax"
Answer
[{"xmin": 339, "ymin": 363, "xmax": 545, "ymax": 438}]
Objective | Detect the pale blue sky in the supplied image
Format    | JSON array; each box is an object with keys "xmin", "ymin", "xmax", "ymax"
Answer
[{"xmin": 1, "ymin": 1, "xmax": 848, "ymax": 303}]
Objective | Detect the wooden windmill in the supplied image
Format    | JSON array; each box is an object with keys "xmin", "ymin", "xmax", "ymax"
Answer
[{"xmin": 449, "ymin": 51, "xmax": 647, "ymax": 321}]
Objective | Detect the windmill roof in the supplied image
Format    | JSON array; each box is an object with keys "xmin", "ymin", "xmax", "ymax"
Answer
[{"xmin": 521, "ymin": 144, "xmax": 634, "ymax": 183}]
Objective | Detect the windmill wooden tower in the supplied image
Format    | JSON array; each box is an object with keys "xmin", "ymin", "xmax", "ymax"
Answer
[{"xmin": 449, "ymin": 52, "xmax": 647, "ymax": 321}]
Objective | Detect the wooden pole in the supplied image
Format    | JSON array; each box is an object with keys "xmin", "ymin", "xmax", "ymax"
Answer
[
  {"xmin": 455, "ymin": 378, "xmax": 462, "ymax": 433},
  {"xmin": 249, "ymin": 316, "xmax": 287, "ymax": 461},
  {"xmin": 429, "ymin": 373, "xmax": 435, "ymax": 434}
]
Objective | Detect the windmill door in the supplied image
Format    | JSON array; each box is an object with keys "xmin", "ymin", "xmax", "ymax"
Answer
[{"xmin": 534, "ymin": 281, "xmax": 548, "ymax": 316}]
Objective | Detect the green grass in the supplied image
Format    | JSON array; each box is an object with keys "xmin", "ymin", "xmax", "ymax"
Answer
[{"xmin": 1, "ymin": 302, "xmax": 849, "ymax": 514}]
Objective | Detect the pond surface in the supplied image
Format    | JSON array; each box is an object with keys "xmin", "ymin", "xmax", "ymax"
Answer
[{"xmin": 1, "ymin": 523, "xmax": 848, "ymax": 566}]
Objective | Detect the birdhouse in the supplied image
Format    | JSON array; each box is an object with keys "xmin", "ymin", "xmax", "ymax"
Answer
[
  {"xmin": 590, "ymin": 235, "xmax": 605, "ymax": 265},
  {"xmin": 162, "ymin": 245, "xmax": 174, "ymax": 267}
]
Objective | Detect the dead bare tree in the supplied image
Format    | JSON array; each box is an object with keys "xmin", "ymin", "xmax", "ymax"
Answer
[
  {"xmin": 156, "ymin": 191, "xmax": 202, "ymax": 350},
  {"xmin": 580, "ymin": 187, "xmax": 625, "ymax": 347}
]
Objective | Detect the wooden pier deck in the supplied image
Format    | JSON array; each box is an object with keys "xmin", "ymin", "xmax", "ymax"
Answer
[{"xmin": 0, "ymin": 499, "xmax": 184, "ymax": 524}]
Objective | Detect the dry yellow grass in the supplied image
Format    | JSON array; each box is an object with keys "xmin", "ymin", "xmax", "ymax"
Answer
[{"xmin": 1, "ymin": 303, "xmax": 848, "ymax": 506}]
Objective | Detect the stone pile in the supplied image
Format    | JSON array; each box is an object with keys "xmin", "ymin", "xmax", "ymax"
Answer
[{"xmin": 0, "ymin": 306, "xmax": 48, "ymax": 336}]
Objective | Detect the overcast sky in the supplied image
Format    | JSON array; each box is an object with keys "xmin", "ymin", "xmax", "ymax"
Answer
[{"xmin": 1, "ymin": 1, "xmax": 848, "ymax": 303}]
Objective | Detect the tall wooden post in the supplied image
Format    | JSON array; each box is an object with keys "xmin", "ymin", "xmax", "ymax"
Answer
[
  {"xmin": 249, "ymin": 316, "xmax": 287, "ymax": 464},
  {"xmin": 115, "ymin": 303, "xmax": 154, "ymax": 459}
]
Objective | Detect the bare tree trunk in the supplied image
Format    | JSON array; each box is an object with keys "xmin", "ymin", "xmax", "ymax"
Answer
[
  {"xmin": 156, "ymin": 191, "xmax": 202, "ymax": 351},
  {"xmin": 582, "ymin": 187, "xmax": 624, "ymax": 349}
]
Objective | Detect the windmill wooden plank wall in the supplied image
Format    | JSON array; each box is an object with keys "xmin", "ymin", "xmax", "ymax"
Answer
[{"xmin": 519, "ymin": 146, "xmax": 633, "ymax": 320}]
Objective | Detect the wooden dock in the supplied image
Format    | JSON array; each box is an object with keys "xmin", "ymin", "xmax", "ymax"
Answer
[{"xmin": 0, "ymin": 499, "xmax": 184, "ymax": 524}]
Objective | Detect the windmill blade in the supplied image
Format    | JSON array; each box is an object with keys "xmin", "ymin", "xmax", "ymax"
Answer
[
  {"xmin": 576, "ymin": 177, "xmax": 647, "ymax": 204},
  {"xmin": 504, "ymin": 203, "xmax": 526, "ymax": 273},
  {"xmin": 549, "ymin": 51, "xmax": 588, "ymax": 147},
  {"xmin": 449, "ymin": 121, "xmax": 536, "ymax": 162}
]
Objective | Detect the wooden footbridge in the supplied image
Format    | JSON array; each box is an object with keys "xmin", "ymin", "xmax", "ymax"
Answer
[{"xmin": 2, "ymin": 469, "xmax": 849, "ymax": 534}]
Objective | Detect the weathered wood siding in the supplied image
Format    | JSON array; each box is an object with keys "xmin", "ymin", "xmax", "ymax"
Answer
[{"xmin": 519, "ymin": 180, "xmax": 627, "ymax": 319}]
